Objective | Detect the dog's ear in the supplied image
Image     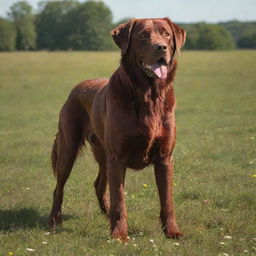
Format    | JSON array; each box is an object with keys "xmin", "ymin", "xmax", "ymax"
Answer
[
  {"xmin": 164, "ymin": 18, "xmax": 186, "ymax": 56},
  {"xmin": 111, "ymin": 19, "xmax": 135, "ymax": 56}
]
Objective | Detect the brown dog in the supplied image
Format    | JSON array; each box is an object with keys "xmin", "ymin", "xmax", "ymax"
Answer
[{"xmin": 49, "ymin": 18, "xmax": 186, "ymax": 240}]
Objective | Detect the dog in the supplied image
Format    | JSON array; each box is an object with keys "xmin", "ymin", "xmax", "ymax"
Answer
[{"xmin": 49, "ymin": 18, "xmax": 186, "ymax": 241}]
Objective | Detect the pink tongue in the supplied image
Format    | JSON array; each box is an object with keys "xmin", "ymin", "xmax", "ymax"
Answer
[{"xmin": 150, "ymin": 63, "xmax": 167, "ymax": 79}]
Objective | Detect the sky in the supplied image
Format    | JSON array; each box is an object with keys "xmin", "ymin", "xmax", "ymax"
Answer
[{"xmin": 0, "ymin": 0, "xmax": 256, "ymax": 23}]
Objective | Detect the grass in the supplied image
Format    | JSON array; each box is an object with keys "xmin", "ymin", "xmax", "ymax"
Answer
[{"xmin": 0, "ymin": 50, "xmax": 256, "ymax": 256}]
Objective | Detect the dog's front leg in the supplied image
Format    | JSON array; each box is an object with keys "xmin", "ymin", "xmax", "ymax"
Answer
[
  {"xmin": 154, "ymin": 157, "xmax": 183, "ymax": 239},
  {"xmin": 107, "ymin": 155, "xmax": 128, "ymax": 241}
]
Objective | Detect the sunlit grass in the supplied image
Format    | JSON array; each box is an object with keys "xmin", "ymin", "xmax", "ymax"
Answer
[{"xmin": 0, "ymin": 50, "xmax": 255, "ymax": 256}]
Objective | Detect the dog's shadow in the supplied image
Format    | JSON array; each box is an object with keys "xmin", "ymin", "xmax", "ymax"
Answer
[{"xmin": 0, "ymin": 208, "xmax": 72, "ymax": 232}]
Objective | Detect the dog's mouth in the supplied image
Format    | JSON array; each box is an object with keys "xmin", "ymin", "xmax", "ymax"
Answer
[{"xmin": 142, "ymin": 58, "xmax": 168, "ymax": 79}]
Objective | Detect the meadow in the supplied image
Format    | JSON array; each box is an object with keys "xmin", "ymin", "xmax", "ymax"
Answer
[{"xmin": 0, "ymin": 50, "xmax": 255, "ymax": 256}]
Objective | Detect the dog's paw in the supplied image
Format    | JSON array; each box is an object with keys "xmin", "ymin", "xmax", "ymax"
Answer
[
  {"xmin": 111, "ymin": 230, "xmax": 129, "ymax": 243},
  {"xmin": 49, "ymin": 214, "xmax": 62, "ymax": 231},
  {"xmin": 112, "ymin": 235, "xmax": 130, "ymax": 243},
  {"xmin": 165, "ymin": 230, "xmax": 183, "ymax": 239}
]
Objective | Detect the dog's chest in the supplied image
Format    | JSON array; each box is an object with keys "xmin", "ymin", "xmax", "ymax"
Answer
[
  {"xmin": 123, "ymin": 134, "xmax": 157, "ymax": 170},
  {"xmin": 124, "ymin": 114, "xmax": 169, "ymax": 170}
]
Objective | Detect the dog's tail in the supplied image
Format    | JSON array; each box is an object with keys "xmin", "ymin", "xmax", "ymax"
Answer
[{"xmin": 51, "ymin": 133, "xmax": 58, "ymax": 178}]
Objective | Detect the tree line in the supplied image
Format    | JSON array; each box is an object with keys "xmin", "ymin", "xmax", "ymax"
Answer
[
  {"xmin": 0, "ymin": 0, "xmax": 256, "ymax": 51},
  {"xmin": 181, "ymin": 21, "xmax": 256, "ymax": 50}
]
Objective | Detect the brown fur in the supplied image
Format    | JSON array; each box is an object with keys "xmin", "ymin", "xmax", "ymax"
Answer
[{"xmin": 49, "ymin": 18, "xmax": 186, "ymax": 240}]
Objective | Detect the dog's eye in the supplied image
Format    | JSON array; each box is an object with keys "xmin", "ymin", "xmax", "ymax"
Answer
[
  {"xmin": 164, "ymin": 31, "xmax": 170, "ymax": 37},
  {"xmin": 139, "ymin": 32, "xmax": 147, "ymax": 39}
]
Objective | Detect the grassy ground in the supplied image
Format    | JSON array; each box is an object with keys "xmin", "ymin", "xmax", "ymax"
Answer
[{"xmin": 0, "ymin": 50, "xmax": 255, "ymax": 256}]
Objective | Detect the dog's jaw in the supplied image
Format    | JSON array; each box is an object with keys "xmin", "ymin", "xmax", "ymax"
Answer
[{"xmin": 140, "ymin": 57, "xmax": 169, "ymax": 79}]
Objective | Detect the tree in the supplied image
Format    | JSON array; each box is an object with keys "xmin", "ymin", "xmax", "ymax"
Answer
[
  {"xmin": 36, "ymin": 0, "xmax": 78, "ymax": 50},
  {"xmin": 221, "ymin": 20, "xmax": 256, "ymax": 45},
  {"xmin": 8, "ymin": 1, "xmax": 36, "ymax": 50},
  {"xmin": 196, "ymin": 23, "xmax": 235, "ymax": 50},
  {"xmin": 64, "ymin": 1, "xmax": 114, "ymax": 50},
  {"xmin": 181, "ymin": 24, "xmax": 200, "ymax": 50},
  {"xmin": 0, "ymin": 18, "xmax": 16, "ymax": 51},
  {"xmin": 237, "ymin": 31, "xmax": 256, "ymax": 49},
  {"xmin": 36, "ymin": 0, "xmax": 114, "ymax": 51}
]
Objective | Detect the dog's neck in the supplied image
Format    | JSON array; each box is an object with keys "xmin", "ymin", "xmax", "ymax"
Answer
[
  {"xmin": 108, "ymin": 53, "xmax": 177, "ymax": 113},
  {"xmin": 117, "ymin": 54, "xmax": 177, "ymax": 139}
]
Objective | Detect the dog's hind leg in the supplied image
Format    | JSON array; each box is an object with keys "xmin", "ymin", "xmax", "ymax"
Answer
[
  {"xmin": 92, "ymin": 143, "xmax": 109, "ymax": 215},
  {"xmin": 49, "ymin": 100, "xmax": 86, "ymax": 230}
]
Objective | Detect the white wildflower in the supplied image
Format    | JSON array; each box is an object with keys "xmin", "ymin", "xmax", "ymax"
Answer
[{"xmin": 26, "ymin": 248, "xmax": 35, "ymax": 252}]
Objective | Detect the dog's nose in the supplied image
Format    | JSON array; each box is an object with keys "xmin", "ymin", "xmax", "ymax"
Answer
[{"xmin": 154, "ymin": 44, "xmax": 167, "ymax": 51}]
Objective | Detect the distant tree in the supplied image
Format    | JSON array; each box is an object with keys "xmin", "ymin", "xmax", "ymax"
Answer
[
  {"xmin": 196, "ymin": 23, "xmax": 235, "ymax": 50},
  {"xmin": 64, "ymin": 1, "xmax": 113, "ymax": 50},
  {"xmin": 5, "ymin": 1, "xmax": 255, "ymax": 51},
  {"xmin": 237, "ymin": 31, "xmax": 256, "ymax": 49},
  {"xmin": 9, "ymin": 1, "xmax": 36, "ymax": 50},
  {"xmin": 181, "ymin": 24, "xmax": 200, "ymax": 50},
  {"xmin": 221, "ymin": 20, "xmax": 256, "ymax": 45},
  {"xmin": 0, "ymin": 18, "xmax": 16, "ymax": 51},
  {"xmin": 36, "ymin": 0, "xmax": 78, "ymax": 50}
]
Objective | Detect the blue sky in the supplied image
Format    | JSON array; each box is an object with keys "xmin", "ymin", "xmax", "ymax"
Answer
[{"xmin": 1, "ymin": 0, "xmax": 256, "ymax": 23}]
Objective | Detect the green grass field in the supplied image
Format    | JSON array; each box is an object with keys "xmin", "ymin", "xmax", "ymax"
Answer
[{"xmin": 0, "ymin": 50, "xmax": 256, "ymax": 256}]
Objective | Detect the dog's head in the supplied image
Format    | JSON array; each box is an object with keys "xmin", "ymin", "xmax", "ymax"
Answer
[{"xmin": 112, "ymin": 18, "xmax": 186, "ymax": 79}]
